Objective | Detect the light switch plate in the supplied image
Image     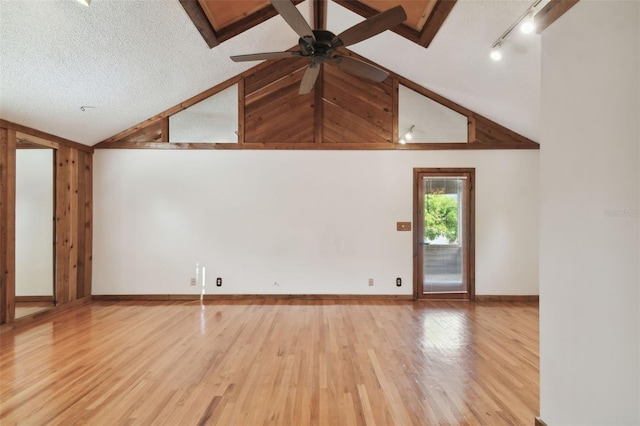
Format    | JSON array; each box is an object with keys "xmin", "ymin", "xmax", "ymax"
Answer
[{"xmin": 396, "ymin": 222, "xmax": 411, "ymax": 231}]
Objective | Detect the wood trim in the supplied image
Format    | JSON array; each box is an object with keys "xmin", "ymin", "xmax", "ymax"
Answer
[
  {"xmin": 413, "ymin": 168, "xmax": 475, "ymax": 301},
  {"xmin": 92, "ymin": 294, "xmax": 414, "ymax": 301},
  {"xmin": 237, "ymin": 80, "xmax": 245, "ymax": 144},
  {"xmin": 476, "ymin": 295, "xmax": 539, "ymax": 303},
  {"xmin": 16, "ymin": 132, "xmax": 59, "ymax": 149},
  {"xmin": 535, "ymin": 0, "xmax": 580, "ymax": 34},
  {"xmin": 0, "ymin": 120, "xmax": 91, "ymax": 153},
  {"xmin": 333, "ymin": 0, "xmax": 455, "ymax": 48},
  {"xmin": 1, "ymin": 123, "xmax": 93, "ymax": 324},
  {"xmin": 180, "ymin": 0, "xmax": 305, "ymax": 48},
  {"xmin": 418, "ymin": 0, "xmax": 457, "ymax": 47},
  {"xmin": 314, "ymin": 65, "xmax": 324, "ymax": 143},
  {"xmin": 0, "ymin": 128, "xmax": 16, "ymax": 324},
  {"xmin": 95, "ymin": 141, "xmax": 538, "ymax": 151},
  {"xmin": 15, "ymin": 295, "xmax": 55, "ymax": 302},
  {"xmin": 535, "ymin": 417, "xmax": 548, "ymax": 426},
  {"xmin": 81, "ymin": 153, "xmax": 93, "ymax": 298},
  {"xmin": 56, "ymin": 146, "xmax": 71, "ymax": 305},
  {"xmin": 0, "ymin": 296, "xmax": 91, "ymax": 334},
  {"xmin": 178, "ymin": 0, "xmax": 219, "ymax": 48},
  {"xmin": 392, "ymin": 79, "xmax": 399, "ymax": 144},
  {"xmin": 160, "ymin": 118, "xmax": 169, "ymax": 142}
]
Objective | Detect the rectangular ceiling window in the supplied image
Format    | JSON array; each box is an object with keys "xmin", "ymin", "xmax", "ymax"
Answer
[
  {"xmin": 169, "ymin": 84, "xmax": 238, "ymax": 143},
  {"xmin": 398, "ymin": 85, "xmax": 468, "ymax": 143}
]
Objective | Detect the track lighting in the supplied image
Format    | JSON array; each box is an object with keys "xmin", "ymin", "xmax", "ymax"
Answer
[
  {"xmin": 490, "ymin": 43, "xmax": 503, "ymax": 61},
  {"xmin": 520, "ymin": 10, "xmax": 535, "ymax": 34},
  {"xmin": 490, "ymin": 0, "xmax": 541, "ymax": 61},
  {"xmin": 399, "ymin": 125, "xmax": 415, "ymax": 144}
]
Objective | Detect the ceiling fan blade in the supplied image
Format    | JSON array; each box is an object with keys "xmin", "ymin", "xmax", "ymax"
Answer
[
  {"xmin": 332, "ymin": 56, "xmax": 389, "ymax": 82},
  {"xmin": 335, "ymin": 5, "xmax": 407, "ymax": 47},
  {"xmin": 271, "ymin": 0, "xmax": 315, "ymax": 41},
  {"xmin": 299, "ymin": 64, "xmax": 320, "ymax": 94},
  {"xmin": 230, "ymin": 51, "xmax": 300, "ymax": 62}
]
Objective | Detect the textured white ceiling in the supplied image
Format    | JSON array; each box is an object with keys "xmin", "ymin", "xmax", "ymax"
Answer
[{"xmin": 0, "ymin": 0, "xmax": 541, "ymax": 146}]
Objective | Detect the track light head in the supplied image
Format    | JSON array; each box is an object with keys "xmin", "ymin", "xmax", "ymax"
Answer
[
  {"xmin": 490, "ymin": 45, "xmax": 503, "ymax": 61},
  {"xmin": 520, "ymin": 11, "xmax": 535, "ymax": 34}
]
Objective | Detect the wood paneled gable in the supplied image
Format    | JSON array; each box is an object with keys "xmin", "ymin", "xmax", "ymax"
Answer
[{"xmin": 96, "ymin": 49, "xmax": 539, "ymax": 151}]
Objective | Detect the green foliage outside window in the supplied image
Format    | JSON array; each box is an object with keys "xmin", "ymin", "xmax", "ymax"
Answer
[{"xmin": 424, "ymin": 194, "xmax": 458, "ymax": 243}]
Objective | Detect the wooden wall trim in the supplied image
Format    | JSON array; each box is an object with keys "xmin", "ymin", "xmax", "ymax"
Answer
[
  {"xmin": 0, "ymin": 120, "xmax": 92, "ymax": 153},
  {"xmin": 94, "ymin": 141, "xmax": 538, "ymax": 150},
  {"xmin": 15, "ymin": 296, "xmax": 55, "ymax": 302},
  {"xmin": 93, "ymin": 294, "xmax": 414, "ymax": 301},
  {"xmin": 475, "ymin": 295, "xmax": 539, "ymax": 303},
  {"xmin": 1, "ymin": 122, "xmax": 93, "ymax": 325},
  {"xmin": 535, "ymin": 0, "xmax": 580, "ymax": 34},
  {"xmin": 0, "ymin": 127, "xmax": 16, "ymax": 324}
]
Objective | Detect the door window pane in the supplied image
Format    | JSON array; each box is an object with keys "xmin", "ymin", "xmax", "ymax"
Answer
[{"xmin": 422, "ymin": 177, "xmax": 466, "ymax": 293}]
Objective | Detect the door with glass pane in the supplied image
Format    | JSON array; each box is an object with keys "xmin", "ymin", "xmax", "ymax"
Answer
[{"xmin": 414, "ymin": 169, "xmax": 474, "ymax": 300}]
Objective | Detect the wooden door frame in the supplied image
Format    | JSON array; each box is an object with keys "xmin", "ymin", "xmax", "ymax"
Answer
[{"xmin": 413, "ymin": 168, "xmax": 475, "ymax": 301}]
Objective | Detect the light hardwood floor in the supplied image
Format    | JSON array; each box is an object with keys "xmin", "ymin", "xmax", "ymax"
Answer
[{"xmin": 0, "ymin": 300, "xmax": 539, "ymax": 425}]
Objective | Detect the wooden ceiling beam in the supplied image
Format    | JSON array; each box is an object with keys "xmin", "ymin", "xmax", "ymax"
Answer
[
  {"xmin": 181, "ymin": 0, "xmax": 306, "ymax": 48},
  {"xmin": 179, "ymin": 0, "xmax": 219, "ymax": 48},
  {"xmin": 332, "ymin": 0, "xmax": 456, "ymax": 48},
  {"xmin": 419, "ymin": 0, "xmax": 457, "ymax": 47},
  {"xmin": 535, "ymin": 0, "xmax": 580, "ymax": 34},
  {"xmin": 313, "ymin": 0, "xmax": 327, "ymax": 30}
]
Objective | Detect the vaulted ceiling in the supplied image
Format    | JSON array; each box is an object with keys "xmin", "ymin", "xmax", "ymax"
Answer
[{"xmin": 0, "ymin": 0, "xmax": 554, "ymax": 146}]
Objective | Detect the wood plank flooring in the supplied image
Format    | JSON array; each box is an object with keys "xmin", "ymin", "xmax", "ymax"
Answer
[
  {"xmin": 0, "ymin": 300, "xmax": 539, "ymax": 425},
  {"xmin": 14, "ymin": 302, "xmax": 54, "ymax": 319}
]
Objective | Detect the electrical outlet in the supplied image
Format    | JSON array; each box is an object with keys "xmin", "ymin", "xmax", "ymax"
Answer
[
  {"xmin": 396, "ymin": 277, "xmax": 402, "ymax": 287},
  {"xmin": 216, "ymin": 277, "xmax": 222, "ymax": 287},
  {"xmin": 190, "ymin": 278, "xmax": 196, "ymax": 286},
  {"xmin": 368, "ymin": 278, "xmax": 374, "ymax": 286}
]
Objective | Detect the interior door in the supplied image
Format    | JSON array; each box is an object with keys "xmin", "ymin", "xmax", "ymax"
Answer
[{"xmin": 414, "ymin": 169, "xmax": 474, "ymax": 300}]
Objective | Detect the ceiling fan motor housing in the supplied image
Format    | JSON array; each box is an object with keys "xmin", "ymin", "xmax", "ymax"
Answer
[{"xmin": 299, "ymin": 29, "xmax": 341, "ymax": 63}]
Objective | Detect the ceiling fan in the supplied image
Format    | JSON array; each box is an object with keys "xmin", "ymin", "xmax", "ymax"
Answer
[{"xmin": 230, "ymin": 0, "xmax": 407, "ymax": 94}]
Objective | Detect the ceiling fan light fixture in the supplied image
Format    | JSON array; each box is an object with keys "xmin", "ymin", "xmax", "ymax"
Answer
[
  {"xmin": 230, "ymin": 0, "xmax": 406, "ymax": 94},
  {"xmin": 75, "ymin": 0, "xmax": 91, "ymax": 6}
]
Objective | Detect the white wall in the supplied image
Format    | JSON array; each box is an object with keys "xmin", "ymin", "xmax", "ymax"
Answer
[
  {"xmin": 540, "ymin": 1, "xmax": 640, "ymax": 424},
  {"xmin": 93, "ymin": 149, "xmax": 539, "ymax": 296},
  {"xmin": 16, "ymin": 149, "xmax": 54, "ymax": 296}
]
